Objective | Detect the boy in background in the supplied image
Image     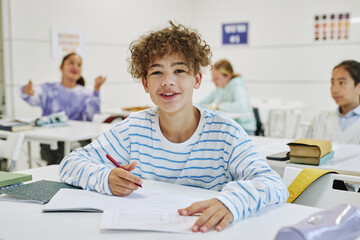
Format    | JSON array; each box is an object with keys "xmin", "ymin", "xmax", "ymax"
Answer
[{"xmin": 307, "ymin": 60, "xmax": 360, "ymax": 144}]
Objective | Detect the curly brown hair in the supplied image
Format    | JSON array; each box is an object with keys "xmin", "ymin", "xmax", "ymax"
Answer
[{"xmin": 128, "ymin": 21, "xmax": 212, "ymax": 79}]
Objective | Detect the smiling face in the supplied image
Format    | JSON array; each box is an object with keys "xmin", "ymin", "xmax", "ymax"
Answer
[
  {"xmin": 211, "ymin": 69, "xmax": 231, "ymax": 88},
  {"xmin": 60, "ymin": 54, "xmax": 82, "ymax": 84},
  {"xmin": 141, "ymin": 53, "xmax": 202, "ymax": 115},
  {"xmin": 331, "ymin": 66, "xmax": 360, "ymax": 113}
]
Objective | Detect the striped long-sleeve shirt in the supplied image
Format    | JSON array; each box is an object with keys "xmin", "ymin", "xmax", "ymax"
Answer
[{"xmin": 59, "ymin": 106, "xmax": 288, "ymax": 222}]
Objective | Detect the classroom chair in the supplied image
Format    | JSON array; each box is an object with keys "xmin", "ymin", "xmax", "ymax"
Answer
[
  {"xmin": 252, "ymin": 98, "xmax": 303, "ymax": 138},
  {"xmin": 283, "ymin": 166, "xmax": 360, "ymax": 209},
  {"xmin": 295, "ymin": 121, "xmax": 312, "ymax": 138},
  {"xmin": 0, "ymin": 130, "xmax": 25, "ymax": 172},
  {"xmin": 267, "ymin": 108, "xmax": 302, "ymax": 139},
  {"xmin": 253, "ymin": 107, "xmax": 265, "ymax": 136}
]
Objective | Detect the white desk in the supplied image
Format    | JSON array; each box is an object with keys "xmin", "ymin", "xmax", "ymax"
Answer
[
  {"xmin": 250, "ymin": 136, "xmax": 360, "ymax": 177},
  {"xmin": 24, "ymin": 121, "xmax": 112, "ymax": 167},
  {"xmin": 0, "ymin": 165, "xmax": 321, "ymax": 240}
]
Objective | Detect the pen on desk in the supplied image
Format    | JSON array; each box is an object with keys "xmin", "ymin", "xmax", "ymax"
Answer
[{"xmin": 106, "ymin": 154, "xmax": 142, "ymax": 188}]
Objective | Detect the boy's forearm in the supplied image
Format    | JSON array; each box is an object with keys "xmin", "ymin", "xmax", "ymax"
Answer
[
  {"xmin": 59, "ymin": 149, "xmax": 113, "ymax": 195},
  {"xmin": 224, "ymin": 142, "xmax": 288, "ymax": 222},
  {"xmin": 217, "ymin": 170, "xmax": 288, "ymax": 222}
]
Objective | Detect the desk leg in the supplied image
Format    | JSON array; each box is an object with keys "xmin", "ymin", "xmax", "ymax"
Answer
[
  {"xmin": 27, "ymin": 141, "xmax": 33, "ymax": 169},
  {"xmin": 64, "ymin": 142, "xmax": 71, "ymax": 157}
]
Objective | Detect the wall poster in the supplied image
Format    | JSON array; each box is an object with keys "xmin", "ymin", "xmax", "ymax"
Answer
[
  {"xmin": 52, "ymin": 28, "xmax": 85, "ymax": 58},
  {"xmin": 222, "ymin": 22, "xmax": 248, "ymax": 45},
  {"xmin": 314, "ymin": 13, "xmax": 350, "ymax": 41}
]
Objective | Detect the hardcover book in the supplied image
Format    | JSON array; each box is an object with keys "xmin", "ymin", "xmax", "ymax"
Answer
[
  {"xmin": 289, "ymin": 151, "xmax": 334, "ymax": 166},
  {"xmin": 287, "ymin": 139, "xmax": 332, "ymax": 158}
]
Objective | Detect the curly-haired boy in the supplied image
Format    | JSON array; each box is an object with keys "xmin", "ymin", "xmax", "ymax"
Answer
[{"xmin": 60, "ymin": 21, "xmax": 288, "ymax": 233}]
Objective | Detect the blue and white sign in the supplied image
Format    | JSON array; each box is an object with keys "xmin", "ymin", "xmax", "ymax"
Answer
[{"xmin": 222, "ymin": 22, "xmax": 248, "ymax": 45}]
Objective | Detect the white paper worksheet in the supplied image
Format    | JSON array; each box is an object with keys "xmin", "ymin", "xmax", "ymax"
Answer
[
  {"xmin": 100, "ymin": 194, "xmax": 198, "ymax": 233},
  {"xmin": 43, "ymin": 187, "xmax": 169, "ymax": 212},
  {"xmin": 43, "ymin": 187, "xmax": 199, "ymax": 233}
]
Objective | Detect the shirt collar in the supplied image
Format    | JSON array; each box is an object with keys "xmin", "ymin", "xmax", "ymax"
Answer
[{"xmin": 337, "ymin": 105, "xmax": 360, "ymax": 118}]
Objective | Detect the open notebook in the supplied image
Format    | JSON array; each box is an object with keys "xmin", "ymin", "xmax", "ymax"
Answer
[{"xmin": 43, "ymin": 188, "xmax": 199, "ymax": 233}]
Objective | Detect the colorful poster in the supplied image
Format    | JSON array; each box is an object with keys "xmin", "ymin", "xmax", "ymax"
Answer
[
  {"xmin": 314, "ymin": 13, "xmax": 350, "ymax": 41},
  {"xmin": 222, "ymin": 22, "xmax": 248, "ymax": 45},
  {"xmin": 52, "ymin": 28, "xmax": 85, "ymax": 58}
]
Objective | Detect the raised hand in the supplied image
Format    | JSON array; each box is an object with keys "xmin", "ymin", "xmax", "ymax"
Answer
[
  {"xmin": 23, "ymin": 80, "xmax": 35, "ymax": 96},
  {"xmin": 94, "ymin": 76, "xmax": 107, "ymax": 91}
]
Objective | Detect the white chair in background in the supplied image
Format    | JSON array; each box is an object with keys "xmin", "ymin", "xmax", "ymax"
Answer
[
  {"xmin": 0, "ymin": 130, "xmax": 25, "ymax": 172},
  {"xmin": 294, "ymin": 120, "xmax": 312, "ymax": 139},
  {"xmin": 283, "ymin": 166, "xmax": 360, "ymax": 209},
  {"xmin": 264, "ymin": 101, "xmax": 303, "ymax": 138}
]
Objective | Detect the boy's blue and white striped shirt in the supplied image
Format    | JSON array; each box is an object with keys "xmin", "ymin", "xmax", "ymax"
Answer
[{"xmin": 60, "ymin": 106, "xmax": 288, "ymax": 222}]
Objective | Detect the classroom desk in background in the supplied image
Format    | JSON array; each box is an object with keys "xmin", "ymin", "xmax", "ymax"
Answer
[
  {"xmin": 24, "ymin": 120, "xmax": 112, "ymax": 168},
  {"xmin": 250, "ymin": 136, "xmax": 360, "ymax": 177},
  {"xmin": 0, "ymin": 165, "xmax": 321, "ymax": 240}
]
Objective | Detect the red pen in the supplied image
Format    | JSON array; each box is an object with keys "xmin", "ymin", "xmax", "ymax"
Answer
[{"xmin": 106, "ymin": 154, "xmax": 142, "ymax": 188}]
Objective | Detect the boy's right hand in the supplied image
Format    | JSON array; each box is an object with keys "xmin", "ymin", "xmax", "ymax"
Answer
[
  {"xmin": 24, "ymin": 80, "xmax": 34, "ymax": 96},
  {"xmin": 108, "ymin": 161, "xmax": 142, "ymax": 197}
]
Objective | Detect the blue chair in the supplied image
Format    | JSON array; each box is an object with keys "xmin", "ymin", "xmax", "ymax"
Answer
[{"xmin": 253, "ymin": 107, "xmax": 265, "ymax": 136}]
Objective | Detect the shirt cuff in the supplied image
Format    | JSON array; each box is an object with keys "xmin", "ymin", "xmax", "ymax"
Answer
[
  {"xmin": 102, "ymin": 169, "xmax": 114, "ymax": 196},
  {"xmin": 93, "ymin": 91, "xmax": 100, "ymax": 97},
  {"xmin": 216, "ymin": 194, "xmax": 241, "ymax": 222},
  {"xmin": 20, "ymin": 86, "xmax": 27, "ymax": 96}
]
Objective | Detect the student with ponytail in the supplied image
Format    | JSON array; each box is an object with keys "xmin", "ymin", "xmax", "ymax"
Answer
[
  {"xmin": 21, "ymin": 52, "xmax": 106, "ymax": 121},
  {"xmin": 197, "ymin": 59, "xmax": 255, "ymax": 134},
  {"xmin": 20, "ymin": 52, "xmax": 106, "ymax": 164}
]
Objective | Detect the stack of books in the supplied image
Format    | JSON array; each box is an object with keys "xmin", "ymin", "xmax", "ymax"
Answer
[{"xmin": 287, "ymin": 139, "xmax": 333, "ymax": 165}]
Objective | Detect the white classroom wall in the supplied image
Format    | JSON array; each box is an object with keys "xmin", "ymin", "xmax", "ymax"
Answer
[
  {"xmin": 1, "ymin": 0, "xmax": 196, "ymax": 118},
  {"xmin": 0, "ymin": 0, "xmax": 4, "ymax": 112},
  {"xmin": 195, "ymin": 0, "xmax": 360, "ymax": 123},
  {"xmin": 2, "ymin": 0, "xmax": 360, "ymax": 125}
]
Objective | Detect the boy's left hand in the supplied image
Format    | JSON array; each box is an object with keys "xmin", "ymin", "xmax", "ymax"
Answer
[{"xmin": 178, "ymin": 199, "xmax": 233, "ymax": 233}]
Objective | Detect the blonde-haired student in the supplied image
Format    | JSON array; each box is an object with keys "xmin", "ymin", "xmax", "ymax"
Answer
[
  {"xmin": 306, "ymin": 60, "xmax": 360, "ymax": 144},
  {"xmin": 196, "ymin": 59, "xmax": 255, "ymax": 134},
  {"xmin": 59, "ymin": 21, "xmax": 288, "ymax": 233}
]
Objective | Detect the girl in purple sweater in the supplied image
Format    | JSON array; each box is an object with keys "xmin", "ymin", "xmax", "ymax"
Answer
[{"xmin": 20, "ymin": 52, "xmax": 106, "ymax": 164}]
